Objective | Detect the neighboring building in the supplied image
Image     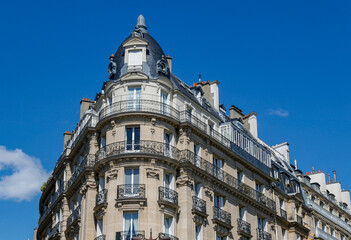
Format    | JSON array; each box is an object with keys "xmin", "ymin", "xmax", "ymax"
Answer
[{"xmin": 37, "ymin": 15, "xmax": 351, "ymax": 240}]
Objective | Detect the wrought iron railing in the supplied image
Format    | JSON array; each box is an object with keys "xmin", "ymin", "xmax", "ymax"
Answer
[
  {"xmin": 96, "ymin": 189, "xmax": 108, "ymax": 205},
  {"xmin": 159, "ymin": 187, "xmax": 178, "ymax": 205},
  {"xmin": 116, "ymin": 230, "xmax": 145, "ymax": 240},
  {"xmin": 66, "ymin": 114, "xmax": 96, "ymax": 150},
  {"xmin": 237, "ymin": 218, "xmax": 251, "ymax": 235},
  {"xmin": 99, "ymin": 100, "xmax": 179, "ymax": 122},
  {"xmin": 66, "ymin": 154, "xmax": 95, "ymax": 190},
  {"xmin": 48, "ymin": 221, "xmax": 62, "ymax": 239},
  {"xmin": 96, "ymin": 140, "xmax": 181, "ymax": 162},
  {"xmin": 158, "ymin": 232, "xmax": 179, "ymax": 240},
  {"xmin": 280, "ymin": 208, "xmax": 287, "ymax": 220},
  {"xmin": 49, "ymin": 184, "xmax": 65, "ymax": 207},
  {"xmin": 192, "ymin": 196, "xmax": 206, "ymax": 213},
  {"xmin": 257, "ymin": 228, "xmax": 271, "ymax": 240},
  {"xmin": 117, "ymin": 184, "xmax": 145, "ymax": 200},
  {"xmin": 213, "ymin": 206, "xmax": 231, "ymax": 226},
  {"xmin": 67, "ymin": 205, "xmax": 81, "ymax": 228},
  {"xmin": 94, "ymin": 235, "xmax": 106, "ymax": 240},
  {"xmin": 39, "ymin": 207, "xmax": 51, "ymax": 225},
  {"xmin": 179, "ymin": 150, "xmax": 276, "ymax": 211}
]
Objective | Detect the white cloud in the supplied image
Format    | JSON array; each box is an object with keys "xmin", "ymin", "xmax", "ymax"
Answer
[
  {"xmin": 268, "ymin": 108, "xmax": 289, "ymax": 117},
  {"xmin": 0, "ymin": 146, "xmax": 49, "ymax": 201}
]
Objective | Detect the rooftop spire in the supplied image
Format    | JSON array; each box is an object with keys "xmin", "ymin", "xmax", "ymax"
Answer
[{"xmin": 136, "ymin": 14, "xmax": 148, "ymax": 32}]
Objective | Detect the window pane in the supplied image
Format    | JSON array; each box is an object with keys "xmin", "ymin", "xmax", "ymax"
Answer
[{"xmin": 128, "ymin": 50, "xmax": 142, "ymax": 66}]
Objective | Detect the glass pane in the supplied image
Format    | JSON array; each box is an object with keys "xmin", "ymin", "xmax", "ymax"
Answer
[
  {"xmin": 133, "ymin": 169, "xmax": 139, "ymax": 185},
  {"xmin": 134, "ymin": 127, "xmax": 140, "ymax": 150},
  {"xmin": 126, "ymin": 128, "xmax": 133, "ymax": 150},
  {"xmin": 125, "ymin": 169, "xmax": 132, "ymax": 184}
]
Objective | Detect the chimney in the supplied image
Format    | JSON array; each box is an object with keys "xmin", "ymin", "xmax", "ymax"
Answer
[
  {"xmin": 272, "ymin": 142, "xmax": 290, "ymax": 163},
  {"xmin": 200, "ymin": 80, "xmax": 220, "ymax": 112},
  {"xmin": 166, "ymin": 55, "xmax": 172, "ymax": 73},
  {"xmin": 230, "ymin": 105, "xmax": 244, "ymax": 119},
  {"xmin": 243, "ymin": 112, "xmax": 258, "ymax": 138},
  {"xmin": 333, "ymin": 170, "xmax": 337, "ymax": 182},
  {"xmin": 328, "ymin": 174, "xmax": 332, "ymax": 183},
  {"xmin": 294, "ymin": 159, "xmax": 298, "ymax": 169},
  {"xmin": 63, "ymin": 131, "xmax": 73, "ymax": 150},
  {"xmin": 80, "ymin": 98, "xmax": 93, "ymax": 120}
]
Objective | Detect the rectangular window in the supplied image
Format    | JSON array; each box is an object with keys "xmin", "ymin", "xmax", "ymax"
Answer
[
  {"xmin": 98, "ymin": 177, "xmax": 105, "ymax": 192},
  {"xmin": 128, "ymin": 50, "xmax": 142, "ymax": 66},
  {"xmin": 164, "ymin": 215, "xmax": 173, "ymax": 235},
  {"xmin": 195, "ymin": 224, "xmax": 202, "ymax": 240},
  {"xmin": 128, "ymin": 86, "xmax": 141, "ymax": 110},
  {"xmin": 282, "ymin": 229, "xmax": 287, "ymax": 240},
  {"xmin": 164, "ymin": 132, "xmax": 173, "ymax": 157},
  {"xmin": 257, "ymin": 217, "xmax": 267, "ymax": 231},
  {"xmin": 124, "ymin": 168, "xmax": 139, "ymax": 197},
  {"xmin": 96, "ymin": 219, "xmax": 103, "ymax": 237},
  {"xmin": 126, "ymin": 127, "xmax": 140, "ymax": 151},
  {"xmin": 160, "ymin": 91, "xmax": 168, "ymax": 114},
  {"xmin": 213, "ymin": 158, "xmax": 223, "ymax": 180},
  {"xmin": 216, "ymin": 235, "xmax": 226, "ymax": 240},
  {"xmin": 237, "ymin": 170, "xmax": 244, "ymax": 183},
  {"xmin": 194, "ymin": 143, "xmax": 201, "ymax": 167},
  {"xmin": 239, "ymin": 207, "xmax": 246, "ymax": 221},
  {"xmin": 194, "ymin": 182, "xmax": 202, "ymax": 198},
  {"xmin": 164, "ymin": 173, "xmax": 174, "ymax": 190},
  {"xmin": 123, "ymin": 212, "xmax": 139, "ymax": 240},
  {"xmin": 214, "ymin": 195, "xmax": 224, "ymax": 209},
  {"xmin": 256, "ymin": 182, "xmax": 264, "ymax": 194}
]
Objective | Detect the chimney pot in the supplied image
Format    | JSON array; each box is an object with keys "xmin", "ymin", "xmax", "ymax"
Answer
[{"xmin": 333, "ymin": 170, "xmax": 336, "ymax": 182}]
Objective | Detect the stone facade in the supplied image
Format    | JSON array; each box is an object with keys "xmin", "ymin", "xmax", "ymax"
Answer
[{"xmin": 37, "ymin": 15, "xmax": 351, "ymax": 240}]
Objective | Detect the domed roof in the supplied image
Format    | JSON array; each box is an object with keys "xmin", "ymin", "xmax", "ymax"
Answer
[{"xmin": 108, "ymin": 15, "xmax": 170, "ymax": 80}]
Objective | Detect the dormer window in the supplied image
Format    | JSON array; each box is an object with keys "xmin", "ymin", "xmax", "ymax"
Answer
[{"xmin": 128, "ymin": 50, "xmax": 142, "ymax": 66}]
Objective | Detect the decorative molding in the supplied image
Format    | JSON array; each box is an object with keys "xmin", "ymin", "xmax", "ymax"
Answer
[
  {"xmin": 204, "ymin": 185, "xmax": 213, "ymax": 200},
  {"xmin": 150, "ymin": 118, "xmax": 156, "ymax": 134},
  {"xmin": 179, "ymin": 128, "xmax": 191, "ymax": 145},
  {"xmin": 106, "ymin": 168, "xmax": 118, "ymax": 183},
  {"xmin": 146, "ymin": 167, "xmax": 160, "ymax": 180},
  {"xmin": 176, "ymin": 175, "xmax": 193, "ymax": 188}
]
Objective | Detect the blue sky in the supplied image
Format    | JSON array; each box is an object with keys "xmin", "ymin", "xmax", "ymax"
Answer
[{"xmin": 0, "ymin": 0, "xmax": 350, "ymax": 239}]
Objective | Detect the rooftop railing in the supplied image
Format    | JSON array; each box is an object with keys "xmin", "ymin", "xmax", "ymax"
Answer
[{"xmin": 307, "ymin": 198, "xmax": 351, "ymax": 233}]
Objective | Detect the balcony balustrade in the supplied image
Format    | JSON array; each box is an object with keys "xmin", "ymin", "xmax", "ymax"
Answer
[
  {"xmin": 117, "ymin": 184, "xmax": 145, "ymax": 200},
  {"xmin": 159, "ymin": 187, "xmax": 178, "ymax": 205},
  {"xmin": 280, "ymin": 208, "xmax": 287, "ymax": 220},
  {"xmin": 66, "ymin": 155, "xmax": 95, "ymax": 190},
  {"xmin": 179, "ymin": 150, "xmax": 276, "ymax": 211},
  {"xmin": 116, "ymin": 230, "xmax": 145, "ymax": 240},
  {"xmin": 257, "ymin": 228, "xmax": 271, "ymax": 240},
  {"xmin": 47, "ymin": 221, "xmax": 62, "ymax": 239},
  {"xmin": 99, "ymin": 99, "xmax": 179, "ymax": 123},
  {"xmin": 237, "ymin": 218, "xmax": 251, "ymax": 236},
  {"xmin": 96, "ymin": 140, "xmax": 180, "ymax": 162},
  {"xmin": 94, "ymin": 235, "xmax": 106, "ymax": 240},
  {"xmin": 306, "ymin": 198, "xmax": 351, "ymax": 233},
  {"xmin": 158, "ymin": 233, "xmax": 179, "ymax": 240},
  {"xmin": 96, "ymin": 189, "xmax": 108, "ymax": 205},
  {"xmin": 315, "ymin": 228, "xmax": 337, "ymax": 240},
  {"xmin": 192, "ymin": 196, "xmax": 206, "ymax": 214},
  {"xmin": 213, "ymin": 206, "xmax": 231, "ymax": 226},
  {"xmin": 67, "ymin": 205, "xmax": 81, "ymax": 228}
]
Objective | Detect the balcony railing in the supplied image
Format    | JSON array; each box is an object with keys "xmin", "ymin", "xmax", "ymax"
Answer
[
  {"xmin": 179, "ymin": 150, "xmax": 276, "ymax": 211},
  {"xmin": 48, "ymin": 221, "xmax": 62, "ymax": 239},
  {"xmin": 117, "ymin": 184, "xmax": 145, "ymax": 200},
  {"xmin": 192, "ymin": 196, "xmax": 206, "ymax": 214},
  {"xmin": 94, "ymin": 235, "xmax": 106, "ymax": 240},
  {"xmin": 67, "ymin": 205, "xmax": 81, "ymax": 228},
  {"xmin": 49, "ymin": 184, "xmax": 65, "ymax": 207},
  {"xmin": 213, "ymin": 206, "xmax": 231, "ymax": 226},
  {"xmin": 159, "ymin": 187, "xmax": 178, "ymax": 205},
  {"xmin": 66, "ymin": 154, "xmax": 95, "ymax": 190},
  {"xmin": 257, "ymin": 228, "xmax": 271, "ymax": 240},
  {"xmin": 39, "ymin": 207, "xmax": 51, "ymax": 225},
  {"xmin": 96, "ymin": 140, "xmax": 180, "ymax": 162},
  {"xmin": 237, "ymin": 218, "xmax": 251, "ymax": 235},
  {"xmin": 306, "ymin": 198, "xmax": 351, "ymax": 233},
  {"xmin": 116, "ymin": 230, "xmax": 145, "ymax": 240},
  {"xmin": 99, "ymin": 100, "xmax": 179, "ymax": 122},
  {"xmin": 158, "ymin": 233, "xmax": 179, "ymax": 240},
  {"xmin": 66, "ymin": 114, "xmax": 96, "ymax": 150},
  {"xmin": 280, "ymin": 208, "xmax": 287, "ymax": 220},
  {"xmin": 96, "ymin": 189, "xmax": 108, "ymax": 205},
  {"xmin": 296, "ymin": 215, "xmax": 303, "ymax": 225}
]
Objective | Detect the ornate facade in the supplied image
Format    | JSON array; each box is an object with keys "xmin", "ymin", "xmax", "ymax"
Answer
[{"xmin": 37, "ymin": 15, "xmax": 351, "ymax": 240}]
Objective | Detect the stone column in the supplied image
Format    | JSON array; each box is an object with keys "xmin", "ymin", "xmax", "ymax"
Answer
[{"xmin": 105, "ymin": 164, "xmax": 118, "ymax": 240}]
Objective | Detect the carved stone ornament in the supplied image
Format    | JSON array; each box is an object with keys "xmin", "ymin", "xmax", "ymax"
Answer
[
  {"xmin": 179, "ymin": 128, "xmax": 191, "ymax": 145},
  {"xmin": 150, "ymin": 118, "xmax": 156, "ymax": 134},
  {"xmin": 157, "ymin": 55, "xmax": 169, "ymax": 76},
  {"xmin": 132, "ymin": 28, "xmax": 143, "ymax": 38},
  {"xmin": 193, "ymin": 215, "xmax": 208, "ymax": 226},
  {"xmin": 146, "ymin": 167, "xmax": 160, "ymax": 180},
  {"xmin": 95, "ymin": 207, "xmax": 107, "ymax": 219},
  {"xmin": 176, "ymin": 175, "xmax": 193, "ymax": 188},
  {"xmin": 110, "ymin": 120, "xmax": 116, "ymax": 136},
  {"xmin": 204, "ymin": 185, "xmax": 213, "ymax": 199},
  {"xmin": 214, "ymin": 224, "xmax": 230, "ymax": 237},
  {"xmin": 107, "ymin": 54, "xmax": 117, "ymax": 79},
  {"xmin": 106, "ymin": 168, "xmax": 118, "ymax": 183}
]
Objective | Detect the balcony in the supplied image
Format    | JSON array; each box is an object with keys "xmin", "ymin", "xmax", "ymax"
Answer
[
  {"xmin": 49, "ymin": 184, "xmax": 65, "ymax": 207},
  {"xmin": 94, "ymin": 235, "xmax": 106, "ymax": 240},
  {"xmin": 117, "ymin": 184, "xmax": 145, "ymax": 200},
  {"xmin": 257, "ymin": 228, "xmax": 271, "ymax": 240},
  {"xmin": 48, "ymin": 221, "xmax": 62, "ymax": 239},
  {"xmin": 96, "ymin": 189, "xmax": 108, "ymax": 206},
  {"xmin": 116, "ymin": 230, "xmax": 145, "ymax": 240},
  {"xmin": 237, "ymin": 218, "xmax": 251, "ymax": 237},
  {"xmin": 98, "ymin": 99, "xmax": 179, "ymax": 123},
  {"xmin": 306, "ymin": 198, "xmax": 351, "ymax": 233},
  {"xmin": 179, "ymin": 150, "xmax": 276, "ymax": 211},
  {"xmin": 280, "ymin": 208, "xmax": 287, "ymax": 220},
  {"xmin": 315, "ymin": 228, "xmax": 337, "ymax": 240},
  {"xmin": 39, "ymin": 207, "xmax": 51, "ymax": 225},
  {"xmin": 66, "ymin": 155, "xmax": 95, "ymax": 191},
  {"xmin": 67, "ymin": 205, "xmax": 81, "ymax": 228},
  {"xmin": 159, "ymin": 186, "xmax": 178, "ymax": 206},
  {"xmin": 158, "ymin": 233, "xmax": 179, "ymax": 240},
  {"xmin": 96, "ymin": 140, "xmax": 180, "ymax": 163},
  {"xmin": 296, "ymin": 215, "xmax": 303, "ymax": 225},
  {"xmin": 192, "ymin": 196, "xmax": 206, "ymax": 215},
  {"xmin": 213, "ymin": 206, "xmax": 232, "ymax": 227}
]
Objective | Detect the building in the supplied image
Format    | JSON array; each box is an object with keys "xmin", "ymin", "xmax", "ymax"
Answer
[{"xmin": 37, "ymin": 15, "xmax": 351, "ymax": 240}]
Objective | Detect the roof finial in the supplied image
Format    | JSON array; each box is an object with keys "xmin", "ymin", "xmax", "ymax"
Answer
[{"xmin": 136, "ymin": 14, "xmax": 147, "ymax": 32}]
